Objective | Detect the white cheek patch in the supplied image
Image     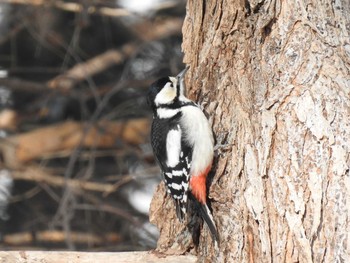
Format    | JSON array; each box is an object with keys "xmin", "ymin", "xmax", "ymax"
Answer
[
  {"xmin": 169, "ymin": 77, "xmax": 177, "ymax": 86},
  {"xmin": 155, "ymin": 82, "xmax": 176, "ymax": 105}
]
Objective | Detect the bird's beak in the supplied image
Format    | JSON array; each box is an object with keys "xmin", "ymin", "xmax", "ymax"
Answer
[
  {"xmin": 176, "ymin": 66, "xmax": 189, "ymax": 96},
  {"xmin": 177, "ymin": 66, "xmax": 190, "ymax": 81}
]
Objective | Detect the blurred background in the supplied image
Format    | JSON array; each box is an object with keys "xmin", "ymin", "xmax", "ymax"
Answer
[{"xmin": 0, "ymin": 0, "xmax": 186, "ymax": 251}]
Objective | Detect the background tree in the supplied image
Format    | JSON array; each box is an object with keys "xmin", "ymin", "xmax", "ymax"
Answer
[
  {"xmin": 150, "ymin": 0, "xmax": 350, "ymax": 262},
  {"xmin": 0, "ymin": 1, "xmax": 187, "ymax": 251}
]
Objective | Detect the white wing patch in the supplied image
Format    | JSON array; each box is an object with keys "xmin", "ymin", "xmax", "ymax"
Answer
[{"xmin": 166, "ymin": 127, "xmax": 182, "ymax": 168}]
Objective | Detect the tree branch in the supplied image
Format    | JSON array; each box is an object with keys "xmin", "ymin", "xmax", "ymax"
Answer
[
  {"xmin": 0, "ymin": 118, "xmax": 150, "ymax": 166},
  {"xmin": 11, "ymin": 166, "xmax": 118, "ymax": 193},
  {"xmin": 3, "ymin": 230, "xmax": 120, "ymax": 246},
  {"xmin": 47, "ymin": 44, "xmax": 137, "ymax": 90},
  {"xmin": 0, "ymin": 251, "xmax": 197, "ymax": 263}
]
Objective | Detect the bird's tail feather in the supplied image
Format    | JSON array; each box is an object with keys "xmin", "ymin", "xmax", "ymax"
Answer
[
  {"xmin": 187, "ymin": 192, "xmax": 219, "ymax": 245},
  {"xmin": 175, "ymin": 200, "xmax": 185, "ymax": 222},
  {"xmin": 200, "ymin": 203, "xmax": 219, "ymax": 242}
]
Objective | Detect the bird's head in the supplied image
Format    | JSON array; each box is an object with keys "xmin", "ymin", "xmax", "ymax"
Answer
[{"xmin": 147, "ymin": 67, "xmax": 189, "ymax": 112}]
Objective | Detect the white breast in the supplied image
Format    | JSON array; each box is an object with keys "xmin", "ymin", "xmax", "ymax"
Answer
[{"xmin": 180, "ymin": 105, "xmax": 214, "ymax": 175}]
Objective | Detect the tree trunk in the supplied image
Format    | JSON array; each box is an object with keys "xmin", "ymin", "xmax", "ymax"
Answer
[{"xmin": 150, "ymin": 0, "xmax": 350, "ymax": 262}]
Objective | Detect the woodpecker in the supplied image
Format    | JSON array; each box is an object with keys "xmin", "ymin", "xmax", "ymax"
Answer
[{"xmin": 147, "ymin": 66, "xmax": 218, "ymax": 243}]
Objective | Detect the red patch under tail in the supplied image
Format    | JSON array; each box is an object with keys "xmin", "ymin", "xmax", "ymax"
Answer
[{"xmin": 189, "ymin": 165, "xmax": 212, "ymax": 204}]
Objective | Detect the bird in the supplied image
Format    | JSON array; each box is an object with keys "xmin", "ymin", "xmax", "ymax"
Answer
[{"xmin": 147, "ymin": 66, "xmax": 218, "ymax": 244}]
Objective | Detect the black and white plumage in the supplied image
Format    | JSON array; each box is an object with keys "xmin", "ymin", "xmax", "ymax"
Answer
[{"xmin": 147, "ymin": 67, "xmax": 218, "ymax": 243}]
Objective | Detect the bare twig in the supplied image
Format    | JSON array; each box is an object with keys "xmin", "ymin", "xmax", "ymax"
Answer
[
  {"xmin": 11, "ymin": 166, "xmax": 120, "ymax": 193},
  {"xmin": 9, "ymin": 186, "xmax": 41, "ymax": 203},
  {"xmin": 103, "ymin": 166, "xmax": 160, "ymax": 197},
  {"xmin": 0, "ymin": 118, "xmax": 150, "ymax": 165},
  {"xmin": 79, "ymin": 192, "xmax": 145, "ymax": 228},
  {"xmin": 3, "ymin": 230, "xmax": 120, "ymax": 246},
  {"xmin": 132, "ymin": 17, "xmax": 184, "ymax": 41},
  {"xmin": 47, "ymin": 44, "xmax": 138, "ymax": 90},
  {"xmin": 46, "ymin": 16, "xmax": 182, "ymax": 90},
  {"xmin": 0, "ymin": 78, "xmax": 50, "ymax": 93},
  {"xmin": 10, "ymin": 165, "xmax": 158, "ymax": 195},
  {"xmin": 3, "ymin": 0, "xmax": 179, "ymax": 17},
  {"xmin": 2, "ymin": 0, "xmax": 131, "ymax": 17}
]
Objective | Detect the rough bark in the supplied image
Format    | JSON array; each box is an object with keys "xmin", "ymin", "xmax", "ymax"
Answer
[{"xmin": 150, "ymin": 0, "xmax": 350, "ymax": 262}]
